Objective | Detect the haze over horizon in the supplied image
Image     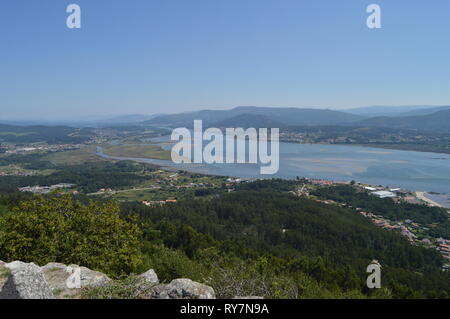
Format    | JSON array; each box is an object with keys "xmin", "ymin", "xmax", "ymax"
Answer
[
  {"xmin": 1, "ymin": 1, "xmax": 450, "ymax": 120},
  {"xmin": 1, "ymin": 105, "xmax": 449, "ymax": 123}
]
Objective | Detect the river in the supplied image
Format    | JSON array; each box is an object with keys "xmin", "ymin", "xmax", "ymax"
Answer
[{"xmin": 97, "ymin": 137, "xmax": 450, "ymax": 196}]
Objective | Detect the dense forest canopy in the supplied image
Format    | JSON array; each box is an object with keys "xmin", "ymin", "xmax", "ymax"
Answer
[{"xmin": 1, "ymin": 179, "xmax": 450, "ymax": 298}]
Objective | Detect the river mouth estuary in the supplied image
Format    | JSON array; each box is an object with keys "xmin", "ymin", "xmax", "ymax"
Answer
[{"xmin": 97, "ymin": 137, "xmax": 450, "ymax": 204}]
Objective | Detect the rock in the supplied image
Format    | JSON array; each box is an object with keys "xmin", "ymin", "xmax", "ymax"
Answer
[
  {"xmin": 151, "ymin": 278, "xmax": 215, "ymax": 299},
  {"xmin": 4, "ymin": 261, "xmax": 31, "ymax": 270},
  {"xmin": 41, "ymin": 262, "xmax": 67, "ymax": 271},
  {"xmin": 0, "ymin": 261, "xmax": 9, "ymax": 290},
  {"xmin": 41, "ymin": 263, "xmax": 111, "ymax": 299},
  {"xmin": 233, "ymin": 296, "xmax": 264, "ymax": 299},
  {"xmin": 78, "ymin": 266, "xmax": 111, "ymax": 288},
  {"xmin": 0, "ymin": 261, "xmax": 54, "ymax": 299},
  {"xmin": 139, "ymin": 269, "xmax": 159, "ymax": 284}
]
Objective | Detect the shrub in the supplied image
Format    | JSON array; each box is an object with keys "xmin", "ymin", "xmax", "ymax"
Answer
[{"xmin": 0, "ymin": 195, "xmax": 142, "ymax": 277}]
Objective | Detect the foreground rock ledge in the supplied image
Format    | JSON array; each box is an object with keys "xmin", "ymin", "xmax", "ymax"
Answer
[
  {"xmin": 0, "ymin": 261, "xmax": 54, "ymax": 299},
  {"xmin": 0, "ymin": 261, "xmax": 217, "ymax": 300},
  {"xmin": 151, "ymin": 279, "xmax": 216, "ymax": 299},
  {"xmin": 40, "ymin": 262, "xmax": 111, "ymax": 299}
]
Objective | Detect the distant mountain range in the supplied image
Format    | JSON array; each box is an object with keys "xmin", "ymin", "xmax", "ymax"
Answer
[
  {"xmin": 3, "ymin": 105, "xmax": 450, "ymax": 134},
  {"xmin": 0, "ymin": 114, "xmax": 163, "ymax": 127},
  {"xmin": 213, "ymin": 113, "xmax": 286, "ymax": 128},
  {"xmin": 0, "ymin": 124, "xmax": 94, "ymax": 144},
  {"xmin": 144, "ymin": 105, "xmax": 450, "ymax": 134},
  {"xmin": 91, "ymin": 114, "xmax": 163, "ymax": 126},
  {"xmin": 355, "ymin": 109, "xmax": 450, "ymax": 133},
  {"xmin": 144, "ymin": 106, "xmax": 365, "ymax": 128},
  {"xmin": 346, "ymin": 105, "xmax": 450, "ymax": 117}
]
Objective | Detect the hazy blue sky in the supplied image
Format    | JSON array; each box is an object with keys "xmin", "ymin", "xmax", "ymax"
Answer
[{"xmin": 1, "ymin": 0, "xmax": 450, "ymax": 119}]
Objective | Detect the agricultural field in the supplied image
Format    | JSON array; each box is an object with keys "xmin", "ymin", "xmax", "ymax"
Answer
[
  {"xmin": 101, "ymin": 144, "xmax": 172, "ymax": 161},
  {"xmin": 0, "ymin": 164, "xmax": 55, "ymax": 176},
  {"xmin": 0, "ymin": 132, "xmax": 35, "ymax": 137},
  {"xmin": 44, "ymin": 146, "xmax": 104, "ymax": 165},
  {"xmin": 90, "ymin": 170, "xmax": 229, "ymax": 202}
]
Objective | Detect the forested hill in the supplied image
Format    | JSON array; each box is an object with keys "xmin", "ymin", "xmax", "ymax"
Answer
[
  {"xmin": 2, "ymin": 179, "xmax": 450, "ymax": 298},
  {"xmin": 122, "ymin": 189, "xmax": 450, "ymax": 298},
  {"xmin": 313, "ymin": 185, "xmax": 450, "ymax": 239},
  {"xmin": 354, "ymin": 109, "xmax": 450, "ymax": 133},
  {"xmin": 0, "ymin": 124, "xmax": 94, "ymax": 144},
  {"xmin": 130, "ymin": 191, "xmax": 442, "ymax": 269},
  {"xmin": 144, "ymin": 106, "xmax": 364, "ymax": 128}
]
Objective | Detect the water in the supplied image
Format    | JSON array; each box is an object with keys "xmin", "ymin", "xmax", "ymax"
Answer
[
  {"xmin": 97, "ymin": 137, "xmax": 450, "ymax": 195},
  {"xmin": 424, "ymin": 193, "xmax": 450, "ymax": 209}
]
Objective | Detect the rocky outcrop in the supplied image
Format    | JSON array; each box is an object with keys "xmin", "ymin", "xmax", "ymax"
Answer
[
  {"xmin": 0, "ymin": 261, "xmax": 8, "ymax": 289},
  {"xmin": 151, "ymin": 278, "xmax": 216, "ymax": 299},
  {"xmin": 139, "ymin": 269, "xmax": 159, "ymax": 284},
  {"xmin": 41, "ymin": 262, "xmax": 111, "ymax": 299},
  {"xmin": 0, "ymin": 261, "xmax": 215, "ymax": 300},
  {"xmin": 0, "ymin": 261, "xmax": 54, "ymax": 299}
]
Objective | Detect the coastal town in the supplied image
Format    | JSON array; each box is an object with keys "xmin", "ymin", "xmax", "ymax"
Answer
[{"xmin": 290, "ymin": 178, "xmax": 450, "ymax": 270}]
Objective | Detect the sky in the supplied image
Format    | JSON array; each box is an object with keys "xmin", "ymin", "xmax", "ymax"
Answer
[{"xmin": 1, "ymin": 0, "xmax": 450, "ymax": 120}]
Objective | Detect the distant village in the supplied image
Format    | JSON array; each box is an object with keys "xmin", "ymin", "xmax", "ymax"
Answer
[
  {"xmin": 18, "ymin": 183, "xmax": 77, "ymax": 195},
  {"xmin": 290, "ymin": 178, "xmax": 450, "ymax": 270},
  {"xmin": 2, "ymin": 143, "xmax": 81, "ymax": 155}
]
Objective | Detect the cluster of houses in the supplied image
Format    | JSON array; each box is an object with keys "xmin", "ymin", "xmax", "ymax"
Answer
[
  {"xmin": 0, "ymin": 170, "xmax": 35, "ymax": 177},
  {"xmin": 359, "ymin": 210, "xmax": 418, "ymax": 242},
  {"xmin": 3, "ymin": 144, "xmax": 80, "ymax": 155},
  {"xmin": 142, "ymin": 199, "xmax": 178, "ymax": 207},
  {"xmin": 290, "ymin": 185, "xmax": 310, "ymax": 197},
  {"xmin": 18, "ymin": 183, "xmax": 76, "ymax": 194},
  {"xmin": 437, "ymin": 238, "xmax": 450, "ymax": 262},
  {"xmin": 309, "ymin": 179, "xmax": 349, "ymax": 186},
  {"xmin": 358, "ymin": 210, "xmax": 450, "ymax": 267}
]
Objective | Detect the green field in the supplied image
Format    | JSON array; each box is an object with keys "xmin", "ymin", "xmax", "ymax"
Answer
[
  {"xmin": 111, "ymin": 188, "xmax": 184, "ymax": 201},
  {"xmin": 44, "ymin": 146, "xmax": 104, "ymax": 165},
  {"xmin": 90, "ymin": 170, "xmax": 228, "ymax": 202},
  {"xmin": 0, "ymin": 132, "xmax": 35, "ymax": 137},
  {"xmin": 101, "ymin": 145, "xmax": 172, "ymax": 161},
  {"xmin": 0, "ymin": 164, "xmax": 55, "ymax": 176}
]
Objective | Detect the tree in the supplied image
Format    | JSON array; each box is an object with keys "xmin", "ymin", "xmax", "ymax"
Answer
[{"xmin": 0, "ymin": 195, "xmax": 142, "ymax": 277}]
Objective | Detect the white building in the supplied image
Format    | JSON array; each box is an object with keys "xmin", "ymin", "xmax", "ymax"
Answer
[{"xmin": 371, "ymin": 191, "xmax": 396, "ymax": 198}]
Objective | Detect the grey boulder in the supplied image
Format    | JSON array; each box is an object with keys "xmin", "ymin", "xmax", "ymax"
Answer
[
  {"xmin": 151, "ymin": 278, "xmax": 215, "ymax": 299},
  {"xmin": 139, "ymin": 269, "xmax": 159, "ymax": 284},
  {"xmin": 0, "ymin": 261, "xmax": 54, "ymax": 299},
  {"xmin": 41, "ymin": 263, "xmax": 111, "ymax": 299}
]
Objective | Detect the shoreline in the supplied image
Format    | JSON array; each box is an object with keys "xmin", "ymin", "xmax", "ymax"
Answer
[
  {"xmin": 415, "ymin": 191, "xmax": 446, "ymax": 209},
  {"xmin": 96, "ymin": 141, "xmax": 450, "ymax": 200},
  {"xmin": 280, "ymin": 140, "xmax": 450, "ymax": 156}
]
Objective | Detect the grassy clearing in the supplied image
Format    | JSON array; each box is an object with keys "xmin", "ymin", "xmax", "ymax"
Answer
[
  {"xmin": 0, "ymin": 132, "xmax": 35, "ymax": 137},
  {"xmin": 0, "ymin": 164, "xmax": 55, "ymax": 176},
  {"xmin": 102, "ymin": 145, "xmax": 171, "ymax": 161},
  {"xmin": 81, "ymin": 276, "xmax": 156, "ymax": 299},
  {"xmin": 44, "ymin": 146, "xmax": 104, "ymax": 165},
  {"xmin": 112, "ymin": 188, "xmax": 190, "ymax": 202},
  {"xmin": 90, "ymin": 170, "xmax": 228, "ymax": 202},
  {"xmin": 0, "ymin": 264, "xmax": 10, "ymax": 287}
]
